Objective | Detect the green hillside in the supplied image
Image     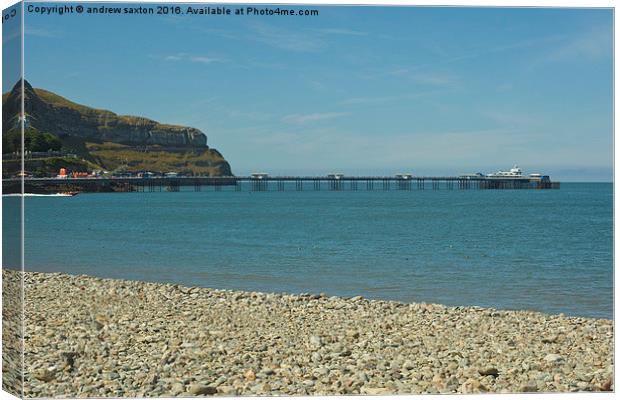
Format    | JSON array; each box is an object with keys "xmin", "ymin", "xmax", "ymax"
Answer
[{"xmin": 2, "ymin": 80, "xmax": 232, "ymax": 177}]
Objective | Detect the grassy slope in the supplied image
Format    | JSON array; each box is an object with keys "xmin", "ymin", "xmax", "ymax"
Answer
[
  {"xmin": 34, "ymin": 89, "xmax": 189, "ymax": 129},
  {"xmin": 85, "ymin": 142, "xmax": 229, "ymax": 175}
]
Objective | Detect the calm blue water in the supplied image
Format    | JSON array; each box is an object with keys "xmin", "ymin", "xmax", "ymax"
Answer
[{"xmin": 3, "ymin": 183, "xmax": 613, "ymax": 318}]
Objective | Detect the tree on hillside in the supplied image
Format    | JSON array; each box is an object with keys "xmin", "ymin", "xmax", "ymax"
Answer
[{"xmin": 2, "ymin": 128, "xmax": 62, "ymax": 153}]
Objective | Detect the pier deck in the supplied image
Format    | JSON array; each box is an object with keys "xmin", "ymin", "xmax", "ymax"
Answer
[{"xmin": 2, "ymin": 175, "xmax": 560, "ymax": 194}]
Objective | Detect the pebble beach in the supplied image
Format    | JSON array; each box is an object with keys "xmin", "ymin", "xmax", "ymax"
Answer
[{"xmin": 3, "ymin": 269, "xmax": 614, "ymax": 397}]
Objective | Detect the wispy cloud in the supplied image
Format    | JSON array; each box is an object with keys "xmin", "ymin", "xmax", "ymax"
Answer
[
  {"xmin": 389, "ymin": 69, "xmax": 459, "ymax": 87},
  {"xmin": 241, "ymin": 126, "xmax": 531, "ymax": 173},
  {"xmin": 543, "ymin": 27, "xmax": 612, "ymax": 63},
  {"xmin": 162, "ymin": 53, "xmax": 226, "ymax": 65},
  {"xmin": 1, "ymin": 25, "xmax": 55, "ymax": 45},
  {"xmin": 191, "ymin": 26, "xmax": 241, "ymax": 41},
  {"xmin": 282, "ymin": 112, "xmax": 349, "ymax": 124},
  {"xmin": 227, "ymin": 109, "xmax": 273, "ymax": 122},
  {"xmin": 164, "ymin": 54, "xmax": 183, "ymax": 61},
  {"xmin": 24, "ymin": 26, "xmax": 61, "ymax": 38},
  {"xmin": 480, "ymin": 109, "xmax": 538, "ymax": 128},
  {"xmin": 340, "ymin": 96, "xmax": 397, "ymax": 105},
  {"xmin": 340, "ymin": 91, "xmax": 440, "ymax": 106},
  {"xmin": 190, "ymin": 56, "xmax": 223, "ymax": 64},
  {"xmin": 2, "ymin": 29, "xmax": 20, "ymax": 44},
  {"xmin": 315, "ymin": 28, "xmax": 367, "ymax": 36},
  {"xmin": 232, "ymin": 59, "xmax": 288, "ymax": 71},
  {"xmin": 411, "ymin": 72, "xmax": 457, "ymax": 87},
  {"xmin": 384, "ymin": 35, "xmax": 565, "ymax": 76},
  {"xmin": 363, "ymin": 34, "xmax": 571, "ymax": 87},
  {"xmin": 249, "ymin": 22, "xmax": 324, "ymax": 52},
  {"xmin": 251, "ymin": 24, "xmax": 367, "ymax": 51}
]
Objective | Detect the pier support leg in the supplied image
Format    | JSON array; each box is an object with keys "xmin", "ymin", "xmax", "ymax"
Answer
[
  {"xmin": 167, "ymin": 181, "xmax": 180, "ymax": 192},
  {"xmin": 251, "ymin": 179, "xmax": 267, "ymax": 192}
]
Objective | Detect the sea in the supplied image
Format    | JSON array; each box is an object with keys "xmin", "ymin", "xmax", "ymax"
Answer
[{"xmin": 2, "ymin": 182, "xmax": 613, "ymax": 319}]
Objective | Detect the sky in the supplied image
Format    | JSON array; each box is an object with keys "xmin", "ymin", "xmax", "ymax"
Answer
[
  {"xmin": 2, "ymin": 2, "xmax": 21, "ymax": 94},
  {"xmin": 8, "ymin": 3, "xmax": 615, "ymax": 180}
]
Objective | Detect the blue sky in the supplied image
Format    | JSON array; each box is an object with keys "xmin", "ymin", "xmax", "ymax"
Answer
[
  {"xmin": 13, "ymin": 4, "xmax": 615, "ymax": 180},
  {"xmin": 2, "ymin": 2, "xmax": 21, "ymax": 94}
]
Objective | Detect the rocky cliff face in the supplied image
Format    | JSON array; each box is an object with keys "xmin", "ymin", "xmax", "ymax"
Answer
[
  {"xmin": 3, "ymin": 80, "xmax": 207, "ymax": 148},
  {"xmin": 2, "ymin": 80, "xmax": 233, "ymax": 176}
]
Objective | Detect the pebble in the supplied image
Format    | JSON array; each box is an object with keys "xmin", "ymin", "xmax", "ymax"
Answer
[
  {"xmin": 6, "ymin": 269, "xmax": 612, "ymax": 397},
  {"xmin": 361, "ymin": 387, "xmax": 391, "ymax": 395},
  {"xmin": 33, "ymin": 369, "xmax": 55, "ymax": 383},
  {"xmin": 544, "ymin": 354, "xmax": 564, "ymax": 363},
  {"xmin": 309, "ymin": 335, "xmax": 324, "ymax": 348},
  {"xmin": 542, "ymin": 335, "xmax": 559, "ymax": 343},
  {"xmin": 478, "ymin": 367, "xmax": 499, "ymax": 377},
  {"xmin": 521, "ymin": 381, "xmax": 541, "ymax": 392},
  {"xmin": 244, "ymin": 369, "xmax": 256, "ymax": 381},
  {"xmin": 187, "ymin": 384, "xmax": 217, "ymax": 396}
]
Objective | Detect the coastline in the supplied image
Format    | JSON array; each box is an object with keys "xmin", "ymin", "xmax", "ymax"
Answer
[{"xmin": 4, "ymin": 269, "xmax": 614, "ymax": 397}]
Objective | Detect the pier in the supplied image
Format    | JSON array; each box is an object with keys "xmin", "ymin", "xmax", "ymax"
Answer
[{"xmin": 2, "ymin": 175, "xmax": 560, "ymax": 194}]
